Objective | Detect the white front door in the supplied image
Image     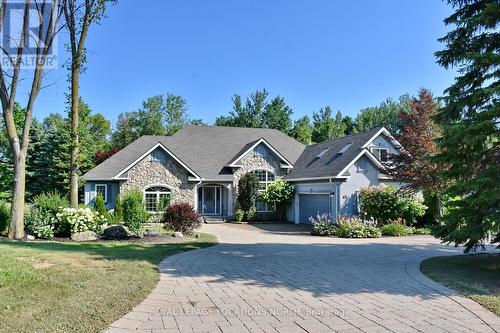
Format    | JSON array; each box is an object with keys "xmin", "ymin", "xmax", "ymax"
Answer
[{"xmin": 202, "ymin": 186, "xmax": 221, "ymax": 215}]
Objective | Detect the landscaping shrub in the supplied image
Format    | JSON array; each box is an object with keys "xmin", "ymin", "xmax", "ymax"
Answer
[
  {"xmin": 158, "ymin": 195, "xmax": 171, "ymax": 212},
  {"xmin": 94, "ymin": 193, "xmax": 107, "ymax": 216},
  {"xmin": 122, "ymin": 189, "xmax": 149, "ymax": 232},
  {"xmin": 26, "ymin": 191, "xmax": 69, "ymax": 237},
  {"xmin": 237, "ymin": 173, "xmax": 259, "ymax": 212},
  {"xmin": 404, "ymin": 226, "xmax": 416, "ymax": 235},
  {"xmin": 54, "ymin": 207, "xmax": 107, "ymax": 234},
  {"xmin": 381, "ymin": 223, "xmax": 407, "ymax": 236},
  {"xmin": 260, "ymin": 179, "xmax": 294, "ymax": 220},
  {"xmin": 399, "ymin": 195, "xmax": 427, "ymax": 225},
  {"xmin": 32, "ymin": 225, "xmax": 54, "ymax": 239},
  {"xmin": 245, "ymin": 207, "xmax": 256, "ymax": 222},
  {"xmin": 310, "ymin": 214, "xmax": 337, "ymax": 236},
  {"xmin": 162, "ymin": 202, "xmax": 201, "ymax": 235},
  {"xmin": 364, "ymin": 225, "xmax": 383, "ymax": 238},
  {"xmin": 311, "ymin": 222, "xmax": 337, "ymax": 236},
  {"xmin": 113, "ymin": 196, "xmax": 123, "ymax": 223},
  {"xmin": 413, "ymin": 227, "xmax": 431, "ymax": 235},
  {"xmin": 336, "ymin": 216, "xmax": 381, "ymax": 238},
  {"xmin": 234, "ymin": 209, "xmax": 244, "ymax": 222},
  {"xmin": 360, "ymin": 186, "xmax": 427, "ymax": 225},
  {"xmin": 0, "ymin": 201, "xmax": 9, "ymax": 235}
]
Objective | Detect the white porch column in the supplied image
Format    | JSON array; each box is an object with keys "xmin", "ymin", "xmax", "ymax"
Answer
[
  {"xmin": 227, "ymin": 184, "xmax": 234, "ymax": 216},
  {"xmin": 194, "ymin": 183, "xmax": 200, "ymax": 213},
  {"xmin": 294, "ymin": 192, "xmax": 300, "ymax": 224}
]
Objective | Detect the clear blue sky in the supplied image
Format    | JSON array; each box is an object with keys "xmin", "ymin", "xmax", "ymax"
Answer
[{"xmin": 30, "ymin": 0, "xmax": 455, "ymax": 127}]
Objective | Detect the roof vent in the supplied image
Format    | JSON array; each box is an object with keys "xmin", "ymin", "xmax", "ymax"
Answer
[
  {"xmin": 337, "ymin": 143, "xmax": 352, "ymax": 154},
  {"xmin": 316, "ymin": 148, "xmax": 329, "ymax": 158}
]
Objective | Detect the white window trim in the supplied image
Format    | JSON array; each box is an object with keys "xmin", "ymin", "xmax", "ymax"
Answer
[
  {"xmin": 372, "ymin": 147, "xmax": 389, "ymax": 162},
  {"xmin": 227, "ymin": 138, "xmax": 294, "ymax": 169},
  {"xmin": 361, "ymin": 127, "xmax": 402, "ymax": 149},
  {"xmin": 336, "ymin": 149, "xmax": 384, "ymax": 178},
  {"xmin": 144, "ymin": 186, "xmax": 172, "ymax": 213},
  {"xmin": 113, "ymin": 143, "xmax": 202, "ymax": 181},
  {"xmin": 252, "ymin": 170, "xmax": 275, "ymax": 213},
  {"xmin": 200, "ymin": 185, "xmax": 223, "ymax": 215},
  {"xmin": 95, "ymin": 184, "xmax": 108, "ymax": 203}
]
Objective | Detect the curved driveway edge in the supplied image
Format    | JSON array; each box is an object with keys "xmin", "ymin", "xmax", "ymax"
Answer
[{"xmin": 105, "ymin": 224, "xmax": 499, "ymax": 333}]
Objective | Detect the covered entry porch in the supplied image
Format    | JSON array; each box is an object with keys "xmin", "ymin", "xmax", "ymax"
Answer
[{"xmin": 196, "ymin": 183, "xmax": 233, "ymax": 220}]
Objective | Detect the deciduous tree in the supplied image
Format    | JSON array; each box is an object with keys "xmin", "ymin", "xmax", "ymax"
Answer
[
  {"xmin": 312, "ymin": 107, "xmax": 346, "ymax": 143},
  {"xmin": 262, "ymin": 96, "xmax": 293, "ymax": 133},
  {"xmin": 384, "ymin": 89, "xmax": 444, "ymax": 214},
  {"xmin": 215, "ymin": 89, "xmax": 293, "ymax": 133},
  {"xmin": 63, "ymin": 0, "xmax": 115, "ymax": 207},
  {"xmin": 355, "ymin": 96, "xmax": 409, "ymax": 135},
  {"xmin": 0, "ymin": 1, "xmax": 62, "ymax": 238},
  {"xmin": 291, "ymin": 116, "xmax": 313, "ymax": 145}
]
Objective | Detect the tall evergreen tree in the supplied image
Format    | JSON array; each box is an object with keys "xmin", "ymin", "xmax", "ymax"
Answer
[
  {"xmin": 30, "ymin": 101, "xmax": 111, "ymax": 196},
  {"xmin": 433, "ymin": 0, "xmax": 499, "ymax": 252}
]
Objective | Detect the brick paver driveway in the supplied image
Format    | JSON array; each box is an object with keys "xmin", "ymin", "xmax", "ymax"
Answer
[{"xmin": 107, "ymin": 224, "xmax": 499, "ymax": 333}]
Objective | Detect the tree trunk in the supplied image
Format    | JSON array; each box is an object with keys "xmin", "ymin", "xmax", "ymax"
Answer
[
  {"xmin": 436, "ymin": 194, "xmax": 443, "ymax": 222},
  {"xmin": 69, "ymin": 67, "xmax": 79, "ymax": 208},
  {"xmin": 8, "ymin": 151, "xmax": 26, "ymax": 239}
]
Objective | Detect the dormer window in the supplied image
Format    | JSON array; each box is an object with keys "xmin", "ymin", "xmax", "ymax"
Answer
[{"xmin": 372, "ymin": 148, "xmax": 389, "ymax": 162}]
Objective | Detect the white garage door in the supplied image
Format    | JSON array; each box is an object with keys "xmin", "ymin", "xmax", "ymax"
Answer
[{"xmin": 299, "ymin": 194, "xmax": 331, "ymax": 224}]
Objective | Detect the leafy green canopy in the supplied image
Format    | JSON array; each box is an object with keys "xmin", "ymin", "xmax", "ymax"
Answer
[
  {"xmin": 215, "ymin": 89, "xmax": 293, "ymax": 134},
  {"xmin": 433, "ymin": 0, "xmax": 499, "ymax": 252},
  {"xmin": 261, "ymin": 179, "xmax": 294, "ymax": 214},
  {"xmin": 111, "ymin": 94, "xmax": 203, "ymax": 149}
]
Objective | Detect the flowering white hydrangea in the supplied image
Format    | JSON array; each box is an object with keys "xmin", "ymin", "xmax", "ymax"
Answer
[
  {"xmin": 260, "ymin": 179, "xmax": 294, "ymax": 206},
  {"xmin": 54, "ymin": 207, "xmax": 107, "ymax": 234}
]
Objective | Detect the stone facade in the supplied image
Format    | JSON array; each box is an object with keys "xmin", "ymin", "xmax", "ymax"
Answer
[
  {"xmin": 232, "ymin": 144, "xmax": 286, "ymax": 214},
  {"xmin": 118, "ymin": 144, "xmax": 286, "ymax": 215},
  {"xmin": 120, "ymin": 151, "xmax": 195, "ymax": 206}
]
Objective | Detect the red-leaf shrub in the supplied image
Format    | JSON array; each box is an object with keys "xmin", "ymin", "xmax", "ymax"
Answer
[
  {"xmin": 162, "ymin": 202, "xmax": 201, "ymax": 235},
  {"xmin": 96, "ymin": 147, "xmax": 121, "ymax": 164}
]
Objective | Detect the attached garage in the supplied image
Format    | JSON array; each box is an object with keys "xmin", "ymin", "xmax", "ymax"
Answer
[{"xmin": 298, "ymin": 194, "xmax": 331, "ymax": 224}]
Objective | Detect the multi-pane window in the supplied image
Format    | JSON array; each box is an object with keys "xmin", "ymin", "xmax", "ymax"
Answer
[
  {"xmin": 372, "ymin": 148, "xmax": 389, "ymax": 162},
  {"xmin": 95, "ymin": 184, "xmax": 107, "ymax": 203},
  {"xmin": 144, "ymin": 186, "xmax": 171, "ymax": 212},
  {"xmin": 251, "ymin": 170, "xmax": 275, "ymax": 212}
]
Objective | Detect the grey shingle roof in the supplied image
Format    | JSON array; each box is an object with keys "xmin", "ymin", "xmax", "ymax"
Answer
[
  {"xmin": 83, "ymin": 126, "xmax": 305, "ymax": 181},
  {"xmin": 285, "ymin": 127, "xmax": 383, "ymax": 180}
]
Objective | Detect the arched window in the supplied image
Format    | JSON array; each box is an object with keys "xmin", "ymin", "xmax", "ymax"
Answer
[
  {"xmin": 144, "ymin": 186, "xmax": 171, "ymax": 212},
  {"xmin": 251, "ymin": 170, "xmax": 275, "ymax": 212}
]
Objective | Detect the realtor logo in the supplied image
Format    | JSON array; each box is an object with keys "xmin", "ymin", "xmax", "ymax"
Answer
[{"xmin": 1, "ymin": 0, "xmax": 58, "ymax": 69}]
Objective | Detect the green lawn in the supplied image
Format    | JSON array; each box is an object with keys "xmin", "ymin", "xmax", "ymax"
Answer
[
  {"xmin": 0, "ymin": 233, "xmax": 217, "ymax": 333},
  {"xmin": 421, "ymin": 253, "xmax": 500, "ymax": 316}
]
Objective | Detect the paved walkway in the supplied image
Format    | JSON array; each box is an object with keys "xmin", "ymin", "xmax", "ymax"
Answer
[{"xmin": 106, "ymin": 224, "xmax": 500, "ymax": 333}]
